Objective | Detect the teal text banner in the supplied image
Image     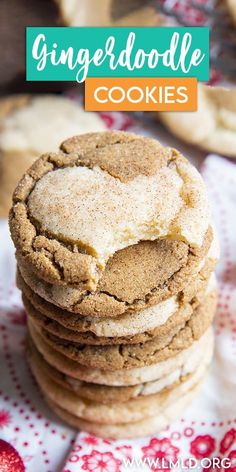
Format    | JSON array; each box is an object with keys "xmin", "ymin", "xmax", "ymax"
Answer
[{"xmin": 26, "ymin": 27, "xmax": 209, "ymax": 82}]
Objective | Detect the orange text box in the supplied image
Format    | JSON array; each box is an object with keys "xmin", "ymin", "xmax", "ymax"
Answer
[{"xmin": 85, "ymin": 77, "xmax": 197, "ymax": 111}]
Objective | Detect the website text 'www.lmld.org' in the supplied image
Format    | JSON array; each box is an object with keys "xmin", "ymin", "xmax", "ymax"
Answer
[{"xmin": 122, "ymin": 457, "xmax": 232, "ymax": 470}]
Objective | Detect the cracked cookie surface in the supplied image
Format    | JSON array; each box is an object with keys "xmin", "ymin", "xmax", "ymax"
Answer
[
  {"xmin": 29, "ymin": 346, "xmax": 210, "ymax": 425},
  {"xmin": 28, "ymin": 324, "xmax": 213, "ymax": 386},
  {"xmin": 28, "ymin": 291, "xmax": 216, "ymax": 370},
  {"xmin": 17, "ymin": 224, "xmax": 215, "ymax": 317},
  {"xmin": 10, "ymin": 131, "xmax": 211, "ymax": 291},
  {"xmin": 21, "ymin": 270, "xmax": 216, "ymax": 345},
  {"xmin": 27, "ymin": 327, "xmax": 213, "ymax": 403}
]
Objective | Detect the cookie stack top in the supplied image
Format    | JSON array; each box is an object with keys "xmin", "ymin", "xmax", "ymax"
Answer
[{"xmin": 10, "ymin": 131, "xmax": 212, "ymax": 296}]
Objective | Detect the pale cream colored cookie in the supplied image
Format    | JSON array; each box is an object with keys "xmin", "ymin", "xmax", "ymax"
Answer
[
  {"xmin": 27, "ymin": 290, "xmax": 216, "ymax": 370},
  {"xmin": 27, "ymin": 327, "xmax": 214, "ymax": 403},
  {"xmin": 159, "ymin": 84, "xmax": 236, "ymax": 157},
  {"xmin": 9, "ymin": 131, "xmax": 211, "ymax": 291},
  {"xmin": 45, "ymin": 383, "xmax": 200, "ymax": 439},
  {"xmin": 29, "ymin": 347, "xmax": 210, "ymax": 425},
  {"xmin": 0, "ymin": 95, "xmax": 106, "ymax": 217},
  {"xmin": 28, "ymin": 325, "xmax": 213, "ymax": 386}
]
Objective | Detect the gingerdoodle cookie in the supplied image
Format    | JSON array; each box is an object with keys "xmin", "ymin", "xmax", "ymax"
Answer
[
  {"xmin": 17, "ymin": 254, "xmax": 217, "ymax": 344},
  {"xmin": 27, "ymin": 328, "xmax": 213, "ymax": 404},
  {"xmin": 21, "ymin": 273, "xmax": 216, "ymax": 345},
  {"xmin": 0, "ymin": 95, "xmax": 106, "ymax": 217},
  {"xmin": 29, "ymin": 324, "xmax": 213, "ymax": 386},
  {"xmin": 45, "ymin": 383, "xmax": 200, "ymax": 439},
  {"xmin": 17, "ymin": 253, "xmax": 217, "ymax": 341},
  {"xmin": 29, "ymin": 345, "xmax": 210, "ymax": 426},
  {"xmin": 16, "ymin": 223, "xmax": 217, "ymax": 318},
  {"xmin": 10, "ymin": 131, "xmax": 211, "ymax": 291},
  {"xmin": 28, "ymin": 290, "xmax": 216, "ymax": 370},
  {"xmin": 159, "ymin": 84, "xmax": 236, "ymax": 158}
]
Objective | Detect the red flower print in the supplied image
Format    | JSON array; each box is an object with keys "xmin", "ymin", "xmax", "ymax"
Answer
[
  {"xmin": 190, "ymin": 435, "xmax": 215, "ymax": 459},
  {"xmin": 0, "ymin": 409, "xmax": 11, "ymax": 429},
  {"xmin": 142, "ymin": 438, "xmax": 179, "ymax": 471},
  {"xmin": 220, "ymin": 429, "xmax": 236, "ymax": 454},
  {"xmin": 82, "ymin": 434, "xmax": 99, "ymax": 446},
  {"xmin": 228, "ymin": 450, "xmax": 236, "ymax": 472},
  {"xmin": 82, "ymin": 450, "xmax": 121, "ymax": 472}
]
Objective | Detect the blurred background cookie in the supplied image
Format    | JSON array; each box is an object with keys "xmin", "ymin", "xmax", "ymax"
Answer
[
  {"xmin": 225, "ymin": 0, "xmax": 236, "ymax": 25},
  {"xmin": 0, "ymin": 95, "xmax": 106, "ymax": 218},
  {"xmin": 56, "ymin": 0, "xmax": 161, "ymax": 26},
  {"xmin": 158, "ymin": 84, "xmax": 236, "ymax": 157}
]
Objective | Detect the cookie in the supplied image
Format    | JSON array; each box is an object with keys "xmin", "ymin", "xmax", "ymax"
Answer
[
  {"xmin": 9, "ymin": 131, "xmax": 211, "ymax": 291},
  {"xmin": 226, "ymin": 0, "xmax": 236, "ymax": 24},
  {"xmin": 0, "ymin": 95, "xmax": 106, "ymax": 217},
  {"xmin": 159, "ymin": 84, "xmax": 236, "ymax": 158},
  {"xmin": 28, "ymin": 347, "xmax": 210, "ymax": 425},
  {"xmin": 28, "ymin": 290, "xmax": 216, "ymax": 370},
  {"xmin": 22, "ymin": 273, "xmax": 216, "ymax": 345},
  {"xmin": 29, "ymin": 325, "xmax": 213, "ymax": 386},
  {"xmin": 17, "ymin": 245, "xmax": 217, "ymax": 338},
  {"xmin": 16, "ymin": 222, "xmax": 217, "ymax": 319},
  {"xmin": 56, "ymin": 0, "xmax": 163, "ymax": 27},
  {"xmin": 0, "ymin": 95, "xmax": 29, "ymax": 119},
  {"xmin": 27, "ymin": 327, "xmax": 214, "ymax": 403},
  {"xmin": 45, "ymin": 383, "xmax": 200, "ymax": 439}
]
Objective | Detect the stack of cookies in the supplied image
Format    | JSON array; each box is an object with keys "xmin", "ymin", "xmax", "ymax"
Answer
[{"xmin": 9, "ymin": 131, "xmax": 219, "ymax": 439}]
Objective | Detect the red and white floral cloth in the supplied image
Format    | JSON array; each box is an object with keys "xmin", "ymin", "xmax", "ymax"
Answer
[{"xmin": 0, "ymin": 105, "xmax": 236, "ymax": 471}]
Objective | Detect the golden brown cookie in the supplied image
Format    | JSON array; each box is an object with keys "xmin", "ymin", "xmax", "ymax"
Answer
[
  {"xmin": 17, "ymin": 250, "xmax": 216, "ymax": 340},
  {"xmin": 0, "ymin": 95, "xmax": 106, "ymax": 218},
  {"xmin": 16, "ymin": 223, "xmax": 215, "ymax": 318},
  {"xmin": 45, "ymin": 383, "xmax": 200, "ymax": 439},
  {"xmin": 9, "ymin": 131, "xmax": 211, "ymax": 291},
  {"xmin": 28, "ymin": 325, "xmax": 213, "ymax": 386},
  {"xmin": 29, "ymin": 346, "xmax": 210, "ymax": 425},
  {"xmin": 22, "ymin": 271, "xmax": 215, "ymax": 345},
  {"xmin": 28, "ymin": 290, "xmax": 216, "ymax": 370},
  {"xmin": 26, "ymin": 327, "xmax": 214, "ymax": 403}
]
